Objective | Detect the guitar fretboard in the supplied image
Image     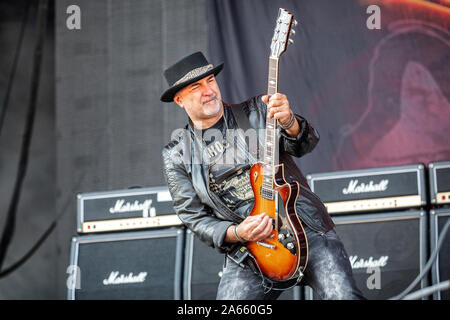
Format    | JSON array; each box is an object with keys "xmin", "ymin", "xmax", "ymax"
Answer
[{"xmin": 261, "ymin": 57, "xmax": 279, "ymax": 198}]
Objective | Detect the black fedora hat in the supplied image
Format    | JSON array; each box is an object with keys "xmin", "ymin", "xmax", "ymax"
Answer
[{"xmin": 160, "ymin": 51, "xmax": 223, "ymax": 102}]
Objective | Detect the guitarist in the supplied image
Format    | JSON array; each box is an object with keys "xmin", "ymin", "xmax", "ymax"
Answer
[{"xmin": 161, "ymin": 51, "xmax": 365, "ymax": 300}]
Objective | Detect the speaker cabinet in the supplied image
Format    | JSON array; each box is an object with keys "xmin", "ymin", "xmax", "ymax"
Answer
[
  {"xmin": 430, "ymin": 208, "xmax": 450, "ymax": 300},
  {"xmin": 305, "ymin": 210, "xmax": 427, "ymax": 300},
  {"xmin": 183, "ymin": 229, "xmax": 301, "ymax": 300},
  {"xmin": 68, "ymin": 228, "xmax": 184, "ymax": 300}
]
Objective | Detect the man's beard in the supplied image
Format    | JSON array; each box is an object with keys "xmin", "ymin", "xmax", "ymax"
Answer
[{"xmin": 202, "ymin": 94, "xmax": 221, "ymax": 116}]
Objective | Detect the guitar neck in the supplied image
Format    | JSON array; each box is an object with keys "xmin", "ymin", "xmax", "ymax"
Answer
[
  {"xmin": 267, "ymin": 57, "xmax": 279, "ymax": 129},
  {"xmin": 267, "ymin": 58, "xmax": 279, "ymax": 97},
  {"xmin": 262, "ymin": 57, "xmax": 280, "ymax": 190}
]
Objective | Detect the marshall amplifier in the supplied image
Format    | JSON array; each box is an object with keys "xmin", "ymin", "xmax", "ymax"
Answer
[
  {"xmin": 304, "ymin": 210, "xmax": 427, "ymax": 300},
  {"xmin": 429, "ymin": 161, "xmax": 450, "ymax": 206},
  {"xmin": 77, "ymin": 186, "xmax": 182, "ymax": 233},
  {"xmin": 67, "ymin": 228, "xmax": 184, "ymax": 300},
  {"xmin": 306, "ymin": 164, "xmax": 426, "ymax": 214},
  {"xmin": 430, "ymin": 208, "xmax": 450, "ymax": 300},
  {"xmin": 183, "ymin": 229, "xmax": 301, "ymax": 300}
]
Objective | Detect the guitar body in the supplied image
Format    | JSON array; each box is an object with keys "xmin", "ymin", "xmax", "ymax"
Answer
[{"xmin": 246, "ymin": 162, "xmax": 308, "ymax": 282}]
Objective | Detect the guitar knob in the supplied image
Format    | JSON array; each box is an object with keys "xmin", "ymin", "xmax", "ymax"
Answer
[
  {"xmin": 278, "ymin": 233, "xmax": 285, "ymax": 241},
  {"xmin": 286, "ymin": 243, "xmax": 294, "ymax": 250}
]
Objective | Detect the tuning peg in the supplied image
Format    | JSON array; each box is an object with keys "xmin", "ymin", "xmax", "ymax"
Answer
[
  {"xmin": 292, "ymin": 19, "xmax": 298, "ymax": 27},
  {"xmin": 288, "ymin": 38, "xmax": 294, "ymax": 45},
  {"xmin": 290, "ymin": 29, "xmax": 296, "ymax": 36}
]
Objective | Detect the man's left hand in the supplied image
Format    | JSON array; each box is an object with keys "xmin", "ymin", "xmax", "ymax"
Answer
[
  {"xmin": 262, "ymin": 93, "xmax": 293, "ymax": 126},
  {"xmin": 262, "ymin": 93, "xmax": 300, "ymax": 137}
]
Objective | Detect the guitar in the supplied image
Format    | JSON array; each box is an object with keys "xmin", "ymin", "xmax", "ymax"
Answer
[{"xmin": 246, "ymin": 8, "xmax": 308, "ymax": 282}]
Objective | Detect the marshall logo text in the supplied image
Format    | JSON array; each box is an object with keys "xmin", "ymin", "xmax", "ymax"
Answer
[
  {"xmin": 103, "ymin": 271, "xmax": 148, "ymax": 285},
  {"xmin": 109, "ymin": 199, "xmax": 156, "ymax": 217},
  {"xmin": 349, "ymin": 255, "xmax": 389, "ymax": 269},
  {"xmin": 342, "ymin": 179, "xmax": 389, "ymax": 195}
]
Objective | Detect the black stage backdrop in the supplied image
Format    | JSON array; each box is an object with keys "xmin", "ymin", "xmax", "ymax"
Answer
[{"xmin": 207, "ymin": 0, "xmax": 450, "ymax": 173}]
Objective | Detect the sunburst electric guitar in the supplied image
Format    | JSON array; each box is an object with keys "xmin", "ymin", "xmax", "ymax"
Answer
[{"xmin": 246, "ymin": 8, "xmax": 308, "ymax": 283}]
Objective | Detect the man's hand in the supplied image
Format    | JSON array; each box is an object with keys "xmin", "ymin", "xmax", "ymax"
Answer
[
  {"xmin": 262, "ymin": 93, "xmax": 292, "ymax": 125},
  {"xmin": 262, "ymin": 93, "xmax": 300, "ymax": 137},
  {"xmin": 225, "ymin": 213, "xmax": 273, "ymax": 243}
]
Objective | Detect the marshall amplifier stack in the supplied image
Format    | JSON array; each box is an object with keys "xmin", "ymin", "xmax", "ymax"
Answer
[
  {"xmin": 305, "ymin": 164, "xmax": 429, "ymax": 300},
  {"xmin": 428, "ymin": 161, "xmax": 450, "ymax": 300},
  {"xmin": 69, "ymin": 186, "xmax": 185, "ymax": 300}
]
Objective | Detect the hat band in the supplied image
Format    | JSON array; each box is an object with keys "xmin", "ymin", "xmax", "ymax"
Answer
[{"xmin": 173, "ymin": 64, "xmax": 214, "ymax": 86}]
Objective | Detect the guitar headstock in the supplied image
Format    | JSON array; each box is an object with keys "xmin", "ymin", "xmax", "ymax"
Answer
[{"xmin": 270, "ymin": 8, "xmax": 297, "ymax": 59}]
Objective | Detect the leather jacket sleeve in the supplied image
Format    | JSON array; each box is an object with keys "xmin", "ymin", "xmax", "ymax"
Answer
[
  {"xmin": 253, "ymin": 95, "xmax": 320, "ymax": 158},
  {"xmin": 162, "ymin": 146, "xmax": 235, "ymax": 253},
  {"xmin": 279, "ymin": 114, "xmax": 320, "ymax": 157}
]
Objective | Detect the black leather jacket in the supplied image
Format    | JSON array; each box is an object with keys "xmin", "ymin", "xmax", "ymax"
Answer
[{"xmin": 162, "ymin": 96, "xmax": 334, "ymax": 253}]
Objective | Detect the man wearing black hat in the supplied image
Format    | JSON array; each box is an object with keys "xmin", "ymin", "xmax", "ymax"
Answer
[{"xmin": 161, "ymin": 52, "xmax": 365, "ymax": 300}]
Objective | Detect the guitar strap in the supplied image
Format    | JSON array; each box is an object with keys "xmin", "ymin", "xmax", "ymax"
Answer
[{"xmin": 228, "ymin": 103, "xmax": 264, "ymax": 163}]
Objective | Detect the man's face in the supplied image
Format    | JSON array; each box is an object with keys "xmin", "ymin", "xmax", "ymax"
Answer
[{"xmin": 174, "ymin": 74, "xmax": 223, "ymax": 124}]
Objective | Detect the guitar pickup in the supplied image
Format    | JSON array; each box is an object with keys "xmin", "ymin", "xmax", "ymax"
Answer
[{"xmin": 256, "ymin": 241, "xmax": 276, "ymax": 250}]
